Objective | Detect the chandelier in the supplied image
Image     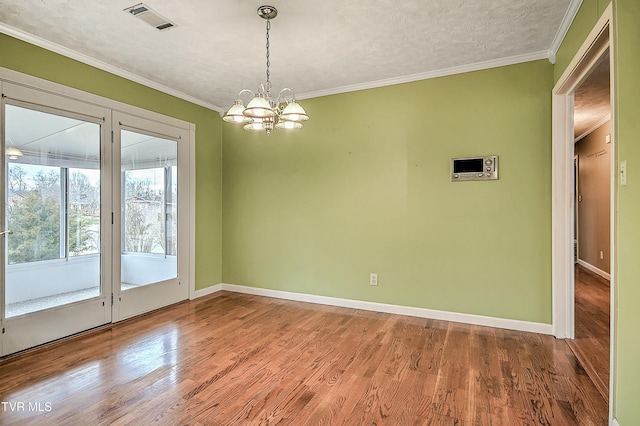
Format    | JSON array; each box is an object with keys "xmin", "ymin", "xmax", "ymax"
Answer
[{"xmin": 223, "ymin": 5, "xmax": 309, "ymax": 135}]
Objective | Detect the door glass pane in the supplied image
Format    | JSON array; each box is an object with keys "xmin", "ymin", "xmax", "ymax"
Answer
[
  {"xmin": 7, "ymin": 163, "xmax": 62, "ymax": 263},
  {"xmin": 69, "ymin": 168, "xmax": 101, "ymax": 256},
  {"xmin": 4, "ymin": 105, "xmax": 101, "ymax": 318},
  {"xmin": 121, "ymin": 130, "xmax": 177, "ymax": 289}
]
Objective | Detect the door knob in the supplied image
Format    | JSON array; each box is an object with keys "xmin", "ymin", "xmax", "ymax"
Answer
[{"xmin": 0, "ymin": 230, "xmax": 13, "ymax": 236}]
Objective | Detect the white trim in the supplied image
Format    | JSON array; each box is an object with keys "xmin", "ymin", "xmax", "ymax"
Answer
[
  {"xmin": 612, "ymin": 418, "xmax": 621, "ymax": 426},
  {"xmin": 191, "ymin": 284, "xmax": 223, "ymax": 300},
  {"xmin": 110, "ymin": 112, "xmax": 191, "ymax": 321},
  {"xmin": 215, "ymin": 283, "xmax": 553, "ymax": 335},
  {"xmin": 2, "ymin": 7, "xmax": 582, "ymax": 111},
  {"xmin": 552, "ymin": 91, "xmax": 576, "ymax": 339},
  {"xmin": 188, "ymin": 123, "xmax": 197, "ymax": 300},
  {"xmin": 0, "ymin": 23, "xmax": 225, "ymax": 113},
  {"xmin": 574, "ymin": 114, "xmax": 611, "ymax": 142},
  {"xmin": 295, "ymin": 51, "xmax": 549, "ymax": 100},
  {"xmin": 554, "ymin": 19, "xmax": 612, "ymax": 93},
  {"xmin": 3, "ymin": 21, "xmax": 551, "ymax": 111},
  {"xmin": 0, "ymin": 67, "xmax": 192, "ymax": 130},
  {"xmin": 1, "ymin": 66, "xmax": 198, "ymax": 327},
  {"xmin": 548, "ymin": 0, "xmax": 584, "ymax": 64},
  {"xmin": 608, "ymin": 24, "xmax": 616, "ymax": 423},
  {"xmin": 552, "ymin": 3, "xmax": 612, "ymax": 339},
  {"xmin": 551, "ymin": 3, "xmax": 615, "ymax": 423},
  {"xmin": 576, "ymin": 259, "xmax": 611, "ymax": 280}
]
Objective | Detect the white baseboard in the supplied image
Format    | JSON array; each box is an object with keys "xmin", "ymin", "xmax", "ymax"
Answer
[
  {"xmin": 612, "ymin": 418, "xmax": 620, "ymax": 426},
  {"xmin": 214, "ymin": 283, "xmax": 553, "ymax": 335},
  {"xmin": 190, "ymin": 283, "xmax": 223, "ymax": 300},
  {"xmin": 576, "ymin": 259, "xmax": 611, "ymax": 280}
]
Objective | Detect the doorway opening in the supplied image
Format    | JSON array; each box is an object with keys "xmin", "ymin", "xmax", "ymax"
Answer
[
  {"xmin": 0, "ymin": 77, "xmax": 194, "ymax": 357},
  {"xmin": 551, "ymin": 4, "xmax": 614, "ymax": 420},
  {"xmin": 567, "ymin": 49, "xmax": 611, "ymax": 401}
]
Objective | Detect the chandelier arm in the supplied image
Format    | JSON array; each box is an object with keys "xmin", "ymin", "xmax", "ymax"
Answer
[
  {"xmin": 277, "ymin": 87, "xmax": 296, "ymax": 105},
  {"xmin": 236, "ymin": 88, "xmax": 254, "ymax": 102}
]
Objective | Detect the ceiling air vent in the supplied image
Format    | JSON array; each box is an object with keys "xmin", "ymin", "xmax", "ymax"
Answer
[{"xmin": 123, "ymin": 3, "xmax": 177, "ymax": 31}]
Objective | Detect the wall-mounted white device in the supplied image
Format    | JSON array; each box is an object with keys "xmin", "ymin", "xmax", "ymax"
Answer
[{"xmin": 451, "ymin": 155, "xmax": 498, "ymax": 181}]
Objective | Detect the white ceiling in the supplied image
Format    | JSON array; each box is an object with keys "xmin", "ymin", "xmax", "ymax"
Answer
[{"xmin": 0, "ymin": 0, "xmax": 579, "ymax": 114}]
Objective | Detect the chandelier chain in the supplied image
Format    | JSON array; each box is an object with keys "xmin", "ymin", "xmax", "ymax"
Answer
[{"xmin": 265, "ymin": 18, "xmax": 271, "ymax": 87}]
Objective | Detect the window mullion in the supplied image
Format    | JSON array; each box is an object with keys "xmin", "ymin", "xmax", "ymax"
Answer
[
  {"xmin": 164, "ymin": 166, "xmax": 171, "ymax": 257},
  {"xmin": 61, "ymin": 167, "xmax": 69, "ymax": 260}
]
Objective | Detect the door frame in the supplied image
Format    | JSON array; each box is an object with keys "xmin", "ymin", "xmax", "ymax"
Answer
[
  {"xmin": 0, "ymin": 66, "xmax": 196, "ymax": 353},
  {"xmin": 0, "ymin": 82, "xmax": 112, "ymax": 355},
  {"xmin": 112, "ymin": 111, "xmax": 191, "ymax": 322},
  {"xmin": 574, "ymin": 154, "xmax": 579, "ymax": 263},
  {"xmin": 551, "ymin": 3, "xmax": 615, "ymax": 419}
]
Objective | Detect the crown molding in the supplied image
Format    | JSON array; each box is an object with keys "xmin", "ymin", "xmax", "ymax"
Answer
[
  {"xmin": 548, "ymin": 0, "xmax": 584, "ymax": 64},
  {"xmin": 0, "ymin": 23, "xmax": 225, "ymax": 113},
  {"xmin": 574, "ymin": 113, "xmax": 611, "ymax": 142},
  {"xmin": 296, "ymin": 50, "xmax": 550, "ymax": 101},
  {"xmin": 2, "ymin": 13, "xmax": 573, "ymax": 111}
]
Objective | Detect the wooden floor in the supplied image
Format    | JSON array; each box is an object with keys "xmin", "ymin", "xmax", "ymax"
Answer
[
  {"xmin": 0, "ymin": 292, "xmax": 607, "ymax": 425},
  {"xmin": 567, "ymin": 265, "xmax": 610, "ymax": 402}
]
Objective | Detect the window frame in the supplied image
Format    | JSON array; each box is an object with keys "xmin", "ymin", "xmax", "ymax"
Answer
[{"xmin": 6, "ymin": 162, "xmax": 101, "ymax": 265}]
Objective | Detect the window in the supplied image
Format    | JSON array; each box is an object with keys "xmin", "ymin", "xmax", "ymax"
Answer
[
  {"xmin": 6, "ymin": 163, "xmax": 100, "ymax": 264},
  {"xmin": 68, "ymin": 168, "xmax": 100, "ymax": 256},
  {"xmin": 119, "ymin": 127, "xmax": 179, "ymax": 288},
  {"xmin": 123, "ymin": 166, "xmax": 177, "ymax": 256},
  {"xmin": 7, "ymin": 163, "xmax": 61, "ymax": 264}
]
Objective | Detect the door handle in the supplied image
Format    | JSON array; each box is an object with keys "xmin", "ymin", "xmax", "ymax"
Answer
[{"xmin": 0, "ymin": 230, "xmax": 13, "ymax": 236}]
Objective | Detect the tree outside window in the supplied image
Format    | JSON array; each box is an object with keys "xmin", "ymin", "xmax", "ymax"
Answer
[
  {"xmin": 6, "ymin": 163, "xmax": 100, "ymax": 264},
  {"xmin": 123, "ymin": 167, "xmax": 177, "ymax": 256}
]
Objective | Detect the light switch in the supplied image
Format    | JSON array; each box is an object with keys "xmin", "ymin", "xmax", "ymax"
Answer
[{"xmin": 620, "ymin": 160, "xmax": 627, "ymax": 186}]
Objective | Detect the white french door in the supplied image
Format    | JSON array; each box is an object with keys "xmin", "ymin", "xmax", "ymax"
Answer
[
  {"xmin": 0, "ymin": 82, "xmax": 192, "ymax": 355},
  {"xmin": 0, "ymin": 82, "xmax": 112, "ymax": 356},
  {"xmin": 112, "ymin": 112, "xmax": 189, "ymax": 321}
]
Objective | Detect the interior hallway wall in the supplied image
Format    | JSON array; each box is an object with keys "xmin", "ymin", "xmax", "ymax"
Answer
[{"xmin": 575, "ymin": 121, "xmax": 611, "ymax": 274}]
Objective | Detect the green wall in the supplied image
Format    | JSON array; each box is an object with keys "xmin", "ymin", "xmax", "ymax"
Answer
[
  {"xmin": 0, "ymin": 34, "xmax": 223, "ymax": 290},
  {"xmin": 5, "ymin": 3, "xmax": 639, "ymax": 422},
  {"xmin": 613, "ymin": 0, "xmax": 640, "ymax": 422},
  {"xmin": 554, "ymin": 0, "xmax": 640, "ymax": 422},
  {"xmin": 223, "ymin": 60, "xmax": 554, "ymax": 323}
]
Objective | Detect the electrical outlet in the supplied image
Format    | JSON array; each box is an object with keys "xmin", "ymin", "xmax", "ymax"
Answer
[{"xmin": 369, "ymin": 273, "xmax": 378, "ymax": 286}]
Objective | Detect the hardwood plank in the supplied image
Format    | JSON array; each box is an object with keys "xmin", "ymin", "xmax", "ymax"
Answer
[
  {"xmin": 0, "ymin": 292, "xmax": 607, "ymax": 425},
  {"xmin": 567, "ymin": 265, "xmax": 610, "ymax": 401}
]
